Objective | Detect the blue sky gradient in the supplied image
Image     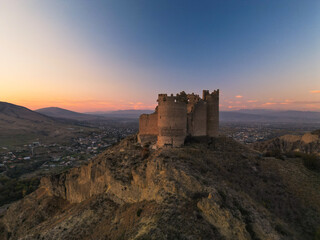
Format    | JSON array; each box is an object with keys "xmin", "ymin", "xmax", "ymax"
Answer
[{"xmin": 1, "ymin": 0, "xmax": 320, "ymax": 111}]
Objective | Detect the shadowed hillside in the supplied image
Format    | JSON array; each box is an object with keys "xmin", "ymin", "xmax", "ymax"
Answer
[
  {"xmin": 0, "ymin": 102, "xmax": 53, "ymax": 123},
  {"xmin": 1, "ymin": 135, "xmax": 319, "ymax": 239},
  {"xmin": 0, "ymin": 102, "xmax": 94, "ymax": 147}
]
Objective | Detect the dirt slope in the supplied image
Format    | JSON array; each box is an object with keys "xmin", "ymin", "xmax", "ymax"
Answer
[{"xmin": 1, "ymin": 136, "xmax": 319, "ymax": 239}]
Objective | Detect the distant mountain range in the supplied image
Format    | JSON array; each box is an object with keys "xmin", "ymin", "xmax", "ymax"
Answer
[
  {"xmin": 38, "ymin": 107, "xmax": 320, "ymax": 123},
  {"xmin": 85, "ymin": 109, "xmax": 154, "ymax": 119},
  {"xmin": 220, "ymin": 109, "xmax": 320, "ymax": 123},
  {"xmin": 36, "ymin": 108, "xmax": 153, "ymax": 121}
]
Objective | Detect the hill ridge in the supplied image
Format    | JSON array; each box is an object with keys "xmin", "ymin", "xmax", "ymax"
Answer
[
  {"xmin": 1, "ymin": 135, "xmax": 319, "ymax": 239},
  {"xmin": 35, "ymin": 107, "xmax": 104, "ymax": 121},
  {"xmin": 0, "ymin": 102, "xmax": 92, "ymax": 147},
  {"xmin": 0, "ymin": 101, "xmax": 54, "ymax": 122}
]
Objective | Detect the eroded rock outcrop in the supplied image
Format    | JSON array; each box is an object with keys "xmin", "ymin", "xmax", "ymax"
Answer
[{"xmin": 253, "ymin": 130, "xmax": 320, "ymax": 155}]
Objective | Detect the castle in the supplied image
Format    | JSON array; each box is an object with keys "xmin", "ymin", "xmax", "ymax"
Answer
[{"xmin": 138, "ymin": 90, "xmax": 219, "ymax": 147}]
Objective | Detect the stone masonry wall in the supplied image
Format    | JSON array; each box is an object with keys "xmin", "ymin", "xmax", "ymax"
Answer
[
  {"xmin": 139, "ymin": 112, "xmax": 158, "ymax": 135},
  {"xmin": 138, "ymin": 112, "xmax": 158, "ymax": 144},
  {"xmin": 190, "ymin": 101, "xmax": 207, "ymax": 136},
  {"xmin": 157, "ymin": 97, "xmax": 187, "ymax": 147}
]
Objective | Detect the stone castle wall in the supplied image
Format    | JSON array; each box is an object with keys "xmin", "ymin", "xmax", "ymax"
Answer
[
  {"xmin": 138, "ymin": 112, "xmax": 158, "ymax": 143},
  {"xmin": 139, "ymin": 112, "xmax": 158, "ymax": 135},
  {"xmin": 138, "ymin": 89, "xmax": 219, "ymax": 147}
]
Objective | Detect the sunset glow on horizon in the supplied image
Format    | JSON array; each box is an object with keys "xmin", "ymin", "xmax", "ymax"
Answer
[{"xmin": 1, "ymin": 1, "xmax": 320, "ymax": 112}]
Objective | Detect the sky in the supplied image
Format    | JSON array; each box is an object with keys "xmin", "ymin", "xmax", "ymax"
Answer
[{"xmin": 0, "ymin": 0, "xmax": 320, "ymax": 112}]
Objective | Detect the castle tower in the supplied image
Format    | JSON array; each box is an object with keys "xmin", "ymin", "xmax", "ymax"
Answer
[
  {"xmin": 204, "ymin": 89, "xmax": 219, "ymax": 137},
  {"xmin": 187, "ymin": 93, "xmax": 207, "ymax": 136},
  {"xmin": 157, "ymin": 94, "xmax": 187, "ymax": 147},
  {"xmin": 137, "ymin": 89, "xmax": 219, "ymax": 147}
]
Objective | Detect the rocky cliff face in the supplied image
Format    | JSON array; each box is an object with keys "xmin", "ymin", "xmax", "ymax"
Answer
[
  {"xmin": 1, "ymin": 135, "xmax": 320, "ymax": 240},
  {"xmin": 253, "ymin": 130, "xmax": 320, "ymax": 155}
]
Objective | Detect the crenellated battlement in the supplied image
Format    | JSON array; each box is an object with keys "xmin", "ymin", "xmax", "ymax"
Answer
[
  {"xmin": 139, "ymin": 89, "xmax": 219, "ymax": 147},
  {"xmin": 157, "ymin": 94, "xmax": 168, "ymax": 103},
  {"xmin": 187, "ymin": 93, "xmax": 201, "ymax": 103},
  {"xmin": 158, "ymin": 92, "xmax": 189, "ymax": 104},
  {"xmin": 203, "ymin": 89, "xmax": 219, "ymax": 100}
]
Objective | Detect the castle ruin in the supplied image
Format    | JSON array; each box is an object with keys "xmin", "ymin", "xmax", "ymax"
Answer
[{"xmin": 138, "ymin": 89, "xmax": 219, "ymax": 147}]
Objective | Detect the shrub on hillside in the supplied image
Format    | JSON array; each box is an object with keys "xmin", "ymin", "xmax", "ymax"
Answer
[
  {"xmin": 285, "ymin": 151, "xmax": 303, "ymax": 158},
  {"xmin": 293, "ymin": 151, "xmax": 304, "ymax": 158},
  {"xmin": 0, "ymin": 176, "xmax": 40, "ymax": 206},
  {"xmin": 264, "ymin": 149, "xmax": 284, "ymax": 160},
  {"xmin": 302, "ymin": 153, "xmax": 320, "ymax": 172},
  {"xmin": 314, "ymin": 227, "xmax": 320, "ymax": 240}
]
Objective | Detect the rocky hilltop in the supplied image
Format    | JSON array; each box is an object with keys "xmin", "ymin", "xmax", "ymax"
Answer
[
  {"xmin": 253, "ymin": 130, "xmax": 320, "ymax": 155},
  {"xmin": 1, "ymin": 136, "xmax": 320, "ymax": 239}
]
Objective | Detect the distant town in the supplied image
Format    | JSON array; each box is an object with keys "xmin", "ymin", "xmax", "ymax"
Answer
[
  {"xmin": 2, "ymin": 121, "xmax": 320, "ymax": 179},
  {"xmin": 0, "ymin": 126, "xmax": 137, "ymax": 178},
  {"xmin": 221, "ymin": 122, "xmax": 320, "ymax": 144}
]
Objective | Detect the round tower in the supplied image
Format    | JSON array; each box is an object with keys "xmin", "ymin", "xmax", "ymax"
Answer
[
  {"xmin": 157, "ymin": 94, "xmax": 187, "ymax": 147},
  {"xmin": 205, "ymin": 90, "xmax": 219, "ymax": 137}
]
